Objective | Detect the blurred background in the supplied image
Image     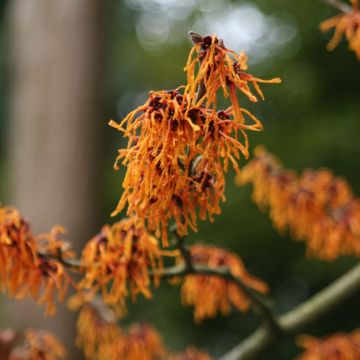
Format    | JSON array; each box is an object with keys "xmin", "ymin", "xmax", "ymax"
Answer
[{"xmin": 0, "ymin": 0, "xmax": 359, "ymax": 359}]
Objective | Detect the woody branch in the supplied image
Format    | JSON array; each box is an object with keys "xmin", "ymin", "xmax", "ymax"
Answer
[{"xmin": 220, "ymin": 261, "xmax": 360, "ymax": 360}]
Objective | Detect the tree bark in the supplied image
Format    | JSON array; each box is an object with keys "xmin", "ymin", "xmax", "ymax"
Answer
[{"xmin": 6, "ymin": 0, "xmax": 105, "ymax": 357}]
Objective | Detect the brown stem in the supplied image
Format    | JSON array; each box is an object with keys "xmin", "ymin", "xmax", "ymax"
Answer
[
  {"xmin": 38, "ymin": 251, "xmax": 81, "ymax": 272},
  {"xmin": 171, "ymin": 225, "xmax": 194, "ymax": 272}
]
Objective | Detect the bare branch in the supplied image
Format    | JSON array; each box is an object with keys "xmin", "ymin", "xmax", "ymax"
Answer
[
  {"xmin": 322, "ymin": 0, "xmax": 352, "ymax": 13},
  {"xmin": 280, "ymin": 261, "xmax": 360, "ymax": 333},
  {"xmin": 220, "ymin": 262, "xmax": 360, "ymax": 360}
]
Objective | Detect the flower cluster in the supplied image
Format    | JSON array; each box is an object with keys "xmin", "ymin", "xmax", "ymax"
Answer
[
  {"xmin": 320, "ymin": 0, "xmax": 360, "ymax": 59},
  {"xmin": 296, "ymin": 329, "xmax": 360, "ymax": 359},
  {"xmin": 110, "ymin": 33, "xmax": 280, "ymax": 244},
  {"xmin": 237, "ymin": 147, "xmax": 360, "ymax": 260},
  {"xmin": 79, "ymin": 216, "xmax": 176, "ymax": 316},
  {"xmin": 69, "ymin": 296, "xmax": 123, "ymax": 360},
  {"xmin": 71, "ymin": 298, "xmax": 212, "ymax": 360},
  {"xmin": 0, "ymin": 206, "xmax": 75, "ymax": 315},
  {"xmin": 179, "ymin": 244, "xmax": 268, "ymax": 322},
  {"xmin": 185, "ymin": 33, "xmax": 281, "ymax": 113},
  {"xmin": 170, "ymin": 347, "xmax": 213, "ymax": 360},
  {"xmin": 0, "ymin": 328, "xmax": 65, "ymax": 360},
  {"xmin": 114, "ymin": 323, "xmax": 166, "ymax": 360}
]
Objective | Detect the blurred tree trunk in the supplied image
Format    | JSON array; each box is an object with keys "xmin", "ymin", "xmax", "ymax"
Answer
[{"xmin": 6, "ymin": 0, "xmax": 105, "ymax": 357}]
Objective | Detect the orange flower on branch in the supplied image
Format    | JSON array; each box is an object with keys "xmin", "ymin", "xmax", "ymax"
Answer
[
  {"xmin": 110, "ymin": 33, "xmax": 281, "ymax": 244},
  {"xmin": 70, "ymin": 296, "xmax": 167, "ymax": 360},
  {"xmin": 69, "ymin": 296, "xmax": 122, "ymax": 360},
  {"xmin": 237, "ymin": 147, "xmax": 360, "ymax": 260},
  {"xmin": 185, "ymin": 33, "xmax": 281, "ymax": 119},
  {"xmin": 114, "ymin": 323, "xmax": 167, "ymax": 360},
  {"xmin": 179, "ymin": 245, "xmax": 268, "ymax": 323},
  {"xmin": 0, "ymin": 207, "xmax": 75, "ymax": 315},
  {"xmin": 109, "ymin": 89, "xmax": 202, "ymax": 245},
  {"xmin": 169, "ymin": 347, "xmax": 213, "ymax": 360},
  {"xmin": 80, "ymin": 217, "xmax": 176, "ymax": 315},
  {"xmin": 296, "ymin": 329, "xmax": 360, "ymax": 359},
  {"xmin": 320, "ymin": 0, "xmax": 360, "ymax": 59},
  {"xmin": 110, "ymin": 91, "xmax": 261, "ymax": 243}
]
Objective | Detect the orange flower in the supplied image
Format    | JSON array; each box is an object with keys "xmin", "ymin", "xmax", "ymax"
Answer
[
  {"xmin": 9, "ymin": 328, "xmax": 65, "ymax": 360},
  {"xmin": 80, "ymin": 217, "xmax": 175, "ymax": 315},
  {"xmin": 109, "ymin": 89, "xmax": 202, "ymax": 245},
  {"xmin": 320, "ymin": 0, "xmax": 360, "ymax": 59},
  {"xmin": 115, "ymin": 323, "xmax": 167, "ymax": 360},
  {"xmin": 110, "ymin": 34, "xmax": 280, "ymax": 244},
  {"xmin": 169, "ymin": 347, "xmax": 213, "ymax": 360},
  {"xmin": 69, "ymin": 296, "xmax": 122, "ymax": 360},
  {"xmin": 296, "ymin": 329, "xmax": 360, "ymax": 359},
  {"xmin": 179, "ymin": 245, "xmax": 268, "ymax": 323},
  {"xmin": 0, "ymin": 207, "xmax": 75, "ymax": 315},
  {"xmin": 237, "ymin": 147, "xmax": 360, "ymax": 260},
  {"xmin": 70, "ymin": 295, "xmax": 167, "ymax": 360},
  {"xmin": 184, "ymin": 34, "xmax": 281, "ymax": 118},
  {"xmin": 110, "ymin": 91, "xmax": 256, "ymax": 244}
]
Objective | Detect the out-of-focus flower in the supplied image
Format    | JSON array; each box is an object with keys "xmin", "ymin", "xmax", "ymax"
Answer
[
  {"xmin": 70, "ymin": 296, "xmax": 168, "ymax": 360},
  {"xmin": 237, "ymin": 147, "xmax": 360, "ymax": 260},
  {"xmin": 169, "ymin": 346, "xmax": 213, "ymax": 360},
  {"xmin": 80, "ymin": 217, "xmax": 176, "ymax": 316},
  {"xmin": 185, "ymin": 34, "xmax": 281, "ymax": 118},
  {"xmin": 69, "ymin": 295, "xmax": 122, "ymax": 360},
  {"xmin": 320, "ymin": 0, "xmax": 360, "ymax": 59},
  {"xmin": 296, "ymin": 329, "xmax": 360, "ymax": 359},
  {"xmin": 115, "ymin": 323, "xmax": 167, "ymax": 360},
  {"xmin": 0, "ymin": 206, "xmax": 75, "ymax": 315},
  {"xmin": 110, "ymin": 34, "xmax": 280, "ymax": 244},
  {"xmin": 179, "ymin": 244, "xmax": 268, "ymax": 322},
  {"xmin": 9, "ymin": 329, "xmax": 65, "ymax": 360}
]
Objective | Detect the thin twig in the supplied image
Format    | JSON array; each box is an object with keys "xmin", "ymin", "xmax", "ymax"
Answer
[
  {"xmin": 38, "ymin": 251, "xmax": 81, "ymax": 272},
  {"xmin": 219, "ymin": 262, "xmax": 360, "ymax": 360},
  {"xmin": 171, "ymin": 225, "xmax": 193, "ymax": 272},
  {"xmin": 322, "ymin": 0, "xmax": 352, "ymax": 13}
]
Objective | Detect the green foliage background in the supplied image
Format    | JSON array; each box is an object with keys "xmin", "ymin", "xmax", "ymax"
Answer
[{"xmin": 0, "ymin": 0, "xmax": 359, "ymax": 358}]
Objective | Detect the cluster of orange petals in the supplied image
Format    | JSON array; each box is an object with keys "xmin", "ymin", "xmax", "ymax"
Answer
[
  {"xmin": 110, "ymin": 33, "xmax": 280, "ymax": 244},
  {"xmin": 179, "ymin": 244, "xmax": 268, "ymax": 322},
  {"xmin": 185, "ymin": 34, "xmax": 281, "ymax": 117},
  {"xmin": 79, "ymin": 216, "xmax": 176, "ymax": 316},
  {"xmin": 320, "ymin": 0, "xmax": 360, "ymax": 59},
  {"xmin": 0, "ymin": 206, "xmax": 75, "ymax": 314},
  {"xmin": 71, "ymin": 298, "xmax": 212, "ymax": 360},
  {"xmin": 296, "ymin": 329, "xmax": 360, "ymax": 359},
  {"xmin": 237, "ymin": 147, "xmax": 360, "ymax": 260},
  {"xmin": 170, "ymin": 347, "xmax": 213, "ymax": 360},
  {"xmin": 0, "ymin": 328, "xmax": 65, "ymax": 360}
]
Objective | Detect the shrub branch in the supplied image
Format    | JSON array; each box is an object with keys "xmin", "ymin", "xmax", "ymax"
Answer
[{"xmin": 219, "ymin": 262, "xmax": 360, "ymax": 360}]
